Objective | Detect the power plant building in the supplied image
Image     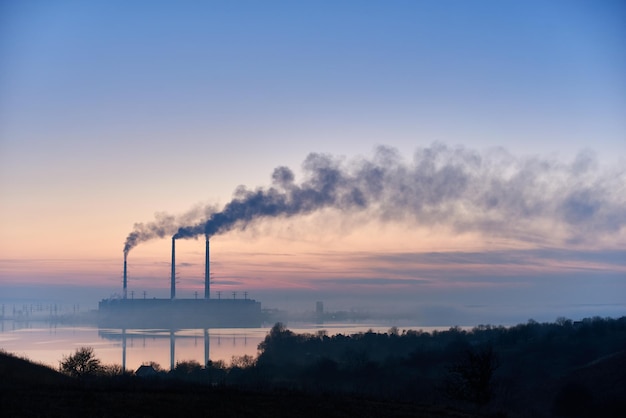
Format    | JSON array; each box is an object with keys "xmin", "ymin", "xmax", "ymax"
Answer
[{"xmin": 99, "ymin": 238, "xmax": 263, "ymax": 328}]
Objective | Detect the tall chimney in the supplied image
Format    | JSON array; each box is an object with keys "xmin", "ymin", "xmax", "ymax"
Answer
[
  {"xmin": 171, "ymin": 237, "xmax": 176, "ymax": 299},
  {"xmin": 205, "ymin": 237, "xmax": 210, "ymax": 299},
  {"xmin": 123, "ymin": 255, "xmax": 128, "ymax": 299}
]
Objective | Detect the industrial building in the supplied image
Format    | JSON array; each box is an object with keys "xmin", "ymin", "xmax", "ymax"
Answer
[{"xmin": 99, "ymin": 237, "xmax": 263, "ymax": 328}]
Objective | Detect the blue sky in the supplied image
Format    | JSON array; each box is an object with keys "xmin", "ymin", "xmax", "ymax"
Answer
[
  {"xmin": 0, "ymin": 1, "xmax": 624, "ymax": 322},
  {"xmin": 3, "ymin": 1, "xmax": 624, "ymax": 162}
]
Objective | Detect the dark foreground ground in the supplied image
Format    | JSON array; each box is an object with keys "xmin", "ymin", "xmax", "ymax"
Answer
[
  {"xmin": 4, "ymin": 316, "xmax": 626, "ymax": 417},
  {"xmin": 0, "ymin": 352, "xmax": 475, "ymax": 418}
]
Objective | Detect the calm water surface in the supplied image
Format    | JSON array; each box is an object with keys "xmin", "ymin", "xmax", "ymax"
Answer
[{"xmin": 0, "ymin": 320, "xmax": 445, "ymax": 372}]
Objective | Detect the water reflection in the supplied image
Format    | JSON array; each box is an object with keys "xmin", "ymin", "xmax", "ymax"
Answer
[
  {"xmin": 98, "ymin": 327, "xmax": 257, "ymax": 371},
  {"xmin": 1, "ymin": 319, "xmax": 436, "ymax": 372}
]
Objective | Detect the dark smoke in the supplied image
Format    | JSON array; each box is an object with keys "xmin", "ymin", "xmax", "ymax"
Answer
[
  {"xmin": 123, "ymin": 205, "xmax": 214, "ymax": 255},
  {"xmin": 171, "ymin": 144, "xmax": 625, "ymax": 245},
  {"xmin": 174, "ymin": 152, "xmax": 369, "ymax": 239}
]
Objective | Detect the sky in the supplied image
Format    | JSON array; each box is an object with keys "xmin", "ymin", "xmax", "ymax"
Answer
[{"xmin": 1, "ymin": 1, "xmax": 625, "ymax": 324}]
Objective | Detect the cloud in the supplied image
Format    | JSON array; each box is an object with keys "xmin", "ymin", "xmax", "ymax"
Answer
[
  {"xmin": 210, "ymin": 279, "xmax": 244, "ymax": 286},
  {"xmin": 370, "ymin": 248, "xmax": 626, "ymax": 268},
  {"xmin": 315, "ymin": 277, "xmax": 430, "ymax": 286}
]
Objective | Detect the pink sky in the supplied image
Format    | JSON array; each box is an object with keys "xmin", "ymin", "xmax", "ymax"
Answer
[{"xmin": 1, "ymin": 2, "xmax": 625, "ymax": 324}]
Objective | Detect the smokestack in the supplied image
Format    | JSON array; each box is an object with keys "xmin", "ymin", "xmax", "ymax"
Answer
[
  {"xmin": 171, "ymin": 237, "xmax": 176, "ymax": 299},
  {"xmin": 205, "ymin": 237, "xmax": 210, "ymax": 299},
  {"xmin": 123, "ymin": 255, "xmax": 128, "ymax": 299}
]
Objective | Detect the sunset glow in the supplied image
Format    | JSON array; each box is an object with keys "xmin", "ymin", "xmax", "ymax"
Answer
[{"xmin": 1, "ymin": 0, "xmax": 624, "ymax": 324}]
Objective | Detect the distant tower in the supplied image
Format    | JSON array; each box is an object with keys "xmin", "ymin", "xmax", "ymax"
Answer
[
  {"xmin": 316, "ymin": 301, "xmax": 324, "ymax": 314},
  {"xmin": 316, "ymin": 301, "xmax": 324, "ymax": 324}
]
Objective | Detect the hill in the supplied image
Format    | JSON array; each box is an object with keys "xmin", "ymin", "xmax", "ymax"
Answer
[{"xmin": 0, "ymin": 350, "xmax": 475, "ymax": 418}]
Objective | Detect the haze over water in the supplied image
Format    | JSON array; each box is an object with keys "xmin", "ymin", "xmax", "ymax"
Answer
[{"xmin": 1, "ymin": 320, "xmax": 456, "ymax": 372}]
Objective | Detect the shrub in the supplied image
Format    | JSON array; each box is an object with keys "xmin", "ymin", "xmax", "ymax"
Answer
[{"xmin": 59, "ymin": 347, "xmax": 102, "ymax": 378}]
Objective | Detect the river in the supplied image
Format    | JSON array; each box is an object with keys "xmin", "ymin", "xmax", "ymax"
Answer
[{"xmin": 0, "ymin": 320, "xmax": 444, "ymax": 372}]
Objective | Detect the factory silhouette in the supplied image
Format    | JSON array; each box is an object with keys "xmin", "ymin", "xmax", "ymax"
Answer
[
  {"xmin": 102, "ymin": 144, "xmax": 625, "ymax": 328},
  {"xmin": 99, "ymin": 236, "xmax": 263, "ymax": 328}
]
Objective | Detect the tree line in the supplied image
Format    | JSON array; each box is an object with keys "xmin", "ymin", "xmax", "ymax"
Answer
[{"xmin": 59, "ymin": 316, "xmax": 626, "ymax": 417}]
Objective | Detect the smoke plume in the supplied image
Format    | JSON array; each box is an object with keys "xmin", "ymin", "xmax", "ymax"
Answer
[
  {"xmin": 123, "ymin": 205, "xmax": 214, "ymax": 255},
  {"xmin": 170, "ymin": 144, "xmax": 625, "ymax": 245}
]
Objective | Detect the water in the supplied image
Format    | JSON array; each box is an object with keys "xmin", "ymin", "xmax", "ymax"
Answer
[{"xmin": 0, "ymin": 320, "xmax": 439, "ymax": 372}]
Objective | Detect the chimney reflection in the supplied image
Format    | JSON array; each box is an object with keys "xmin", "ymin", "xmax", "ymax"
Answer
[{"xmin": 99, "ymin": 328, "xmax": 257, "ymax": 372}]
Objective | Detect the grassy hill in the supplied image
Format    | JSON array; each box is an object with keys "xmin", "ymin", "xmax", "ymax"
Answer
[
  {"xmin": 0, "ymin": 349, "xmax": 72, "ymax": 388},
  {"xmin": 0, "ymin": 350, "xmax": 476, "ymax": 418}
]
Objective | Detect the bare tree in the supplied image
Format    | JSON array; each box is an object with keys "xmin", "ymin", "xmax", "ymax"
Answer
[
  {"xmin": 59, "ymin": 346, "xmax": 102, "ymax": 378},
  {"xmin": 173, "ymin": 360, "xmax": 202, "ymax": 374},
  {"xmin": 231, "ymin": 354, "xmax": 256, "ymax": 369}
]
